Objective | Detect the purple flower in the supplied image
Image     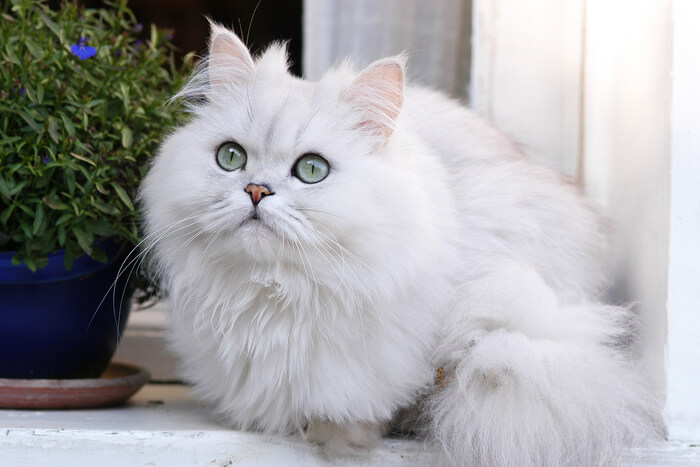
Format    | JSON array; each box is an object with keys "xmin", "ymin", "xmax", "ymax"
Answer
[
  {"xmin": 18, "ymin": 86, "xmax": 26, "ymax": 96},
  {"xmin": 133, "ymin": 23, "xmax": 143, "ymax": 34},
  {"xmin": 42, "ymin": 156, "xmax": 50, "ymax": 164},
  {"xmin": 70, "ymin": 36, "xmax": 97, "ymax": 60}
]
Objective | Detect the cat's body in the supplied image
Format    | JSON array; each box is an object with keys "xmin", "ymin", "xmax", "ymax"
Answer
[{"xmin": 141, "ymin": 25, "xmax": 664, "ymax": 466}]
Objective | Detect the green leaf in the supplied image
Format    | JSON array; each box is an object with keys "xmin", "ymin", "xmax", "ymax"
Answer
[
  {"xmin": 120, "ymin": 126, "xmax": 133, "ymax": 149},
  {"xmin": 44, "ymin": 195, "xmax": 69, "ymax": 211},
  {"xmin": 95, "ymin": 182, "xmax": 108, "ymax": 195},
  {"xmin": 91, "ymin": 245, "xmax": 108, "ymax": 263},
  {"xmin": 94, "ymin": 199, "xmax": 119, "ymax": 215},
  {"xmin": 32, "ymin": 203, "xmax": 45, "ymax": 234},
  {"xmin": 0, "ymin": 106, "xmax": 42, "ymax": 133},
  {"xmin": 70, "ymin": 151, "xmax": 96, "ymax": 166},
  {"xmin": 19, "ymin": 219, "xmax": 32, "ymax": 239},
  {"xmin": 64, "ymin": 168, "xmax": 76, "ymax": 195},
  {"xmin": 18, "ymin": 204, "xmax": 33, "ymax": 216},
  {"xmin": 39, "ymin": 11, "xmax": 61, "ymax": 39},
  {"xmin": 24, "ymin": 86, "xmax": 37, "ymax": 103},
  {"xmin": 24, "ymin": 38, "xmax": 44, "ymax": 59},
  {"xmin": 111, "ymin": 182, "xmax": 134, "ymax": 210},
  {"xmin": 9, "ymin": 180, "xmax": 28, "ymax": 197},
  {"xmin": 64, "ymin": 246, "xmax": 77, "ymax": 270},
  {"xmin": 1, "ymin": 203, "xmax": 15, "ymax": 224},
  {"xmin": 36, "ymin": 84, "xmax": 45, "ymax": 103},
  {"xmin": 4, "ymin": 50, "xmax": 21, "ymax": 66},
  {"xmin": 150, "ymin": 23, "xmax": 158, "ymax": 49},
  {"xmin": 59, "ymin": 113, "xmax": 76, "ymax": 137},
  {"xmin": 84, "ymin": 99, "xmax": 107, "ymax": 109},
  {"xmin": 87, "ymin": 218, "xmax": 113, "ymax": 236},
  {"xmin": 119, "ymin": 82, "xmax": 130, "ymax": 112},
  {"xmin": 0, "ymin": 136, "xmax": 21, "ymax": 146},
  {"xmin": 24, "ymin": 256, "xmax": 37, "ymax": 272},
  {"xmin": 56, "ymin": 213, "xmax": 72, "ymax": 225},
  {"xmin": 35, "ymin": 256, "xmax": 49, "ymax": 269},
  {"xmin": 69, "ymin": 199, "xmax": 81, "ymax": 215},
  {"xmin": 48, "ymin": 116, "xmax": 60, "ymax": 143},
  {"xmin": 57, "ymin": 225, "xmax": 67, "ymax": 246},
  {"xmin": 73, "ymin": 226, "xmax": 93, "ymax": 255},
  {"xmin": 0, "ymin": 176, "xmax": 11, "ymax": 199}
]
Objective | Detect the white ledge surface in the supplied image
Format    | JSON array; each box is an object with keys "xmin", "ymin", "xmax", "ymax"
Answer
[{"xmin": 1, "ymin": 384, "xmax": 698, "ymax": 466}]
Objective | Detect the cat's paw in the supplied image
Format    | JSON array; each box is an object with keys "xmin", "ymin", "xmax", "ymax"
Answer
[{"xmin": 304, "ymin": 420, "xmax": 389, "ymax": 455}]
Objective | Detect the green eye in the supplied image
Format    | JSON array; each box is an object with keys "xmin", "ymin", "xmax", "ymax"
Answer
[
  {"xmin": 293, "ymin": 154, "xmax": 330, "ymax": 184},
  {"xmin": 216, "ymin": 142, "xmax": 247, "ymax": 171}
]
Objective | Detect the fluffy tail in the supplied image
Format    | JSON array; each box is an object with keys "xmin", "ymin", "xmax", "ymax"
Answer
[{"xmin": 426, "ymin": 264, "xmax": 665, "ymax": 467}]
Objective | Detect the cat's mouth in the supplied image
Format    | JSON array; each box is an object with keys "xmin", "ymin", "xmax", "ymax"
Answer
[{"xmin": 240, "ymin": 211, "xmax": 273, "ymax": 231}]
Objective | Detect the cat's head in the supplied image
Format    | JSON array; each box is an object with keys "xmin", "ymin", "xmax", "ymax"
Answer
[{"xmin": 141, "ymin": 25, "xmax": 444, "ymax": 285}]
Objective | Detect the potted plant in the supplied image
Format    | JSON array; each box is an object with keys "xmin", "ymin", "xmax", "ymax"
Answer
[{"xmin": 0, "ymin": 0, "xmax": 184, "ymax": 380}]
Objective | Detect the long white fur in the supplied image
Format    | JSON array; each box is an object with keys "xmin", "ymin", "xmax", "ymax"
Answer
[{"xmin": 140, "ymin": 25, "xmax": 665, "ymax": 466}]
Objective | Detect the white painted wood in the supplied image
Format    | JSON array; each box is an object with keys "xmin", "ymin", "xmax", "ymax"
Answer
[
  {"xmin": 1, "ymin": 384, "xmax": 698, "ymax": 465},
  {"xmin": 303, "ymin": 0, "xmax": 471, "ymax": 97},
  {"xmin": 0, "ymin": 385, "xmax": 432, "ymax": 467},
  {"xmin": 581, "ymin": 0, "xmax": 672, "ymax": 379},
  {"xmin": 666, "ymin": 0, "xmax": 700, "ymax": 442},
  {"xmin": 470, "ymin": 0, "xmax": 584, "ymax": 176}
]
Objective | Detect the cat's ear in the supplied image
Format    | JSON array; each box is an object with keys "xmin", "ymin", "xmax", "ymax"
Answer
[
  {"xmin": 207, "ymin": 23, "xmax": 255, "ymax": 92},
  {"xmin": 344, "ymin": 56, "xmax": 405, "ymax": 143}
]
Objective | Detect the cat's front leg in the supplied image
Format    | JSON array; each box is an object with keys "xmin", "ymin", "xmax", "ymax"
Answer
[{"xmin": 304, "ymin": 419, "xmax": 390, "ymax": 455}]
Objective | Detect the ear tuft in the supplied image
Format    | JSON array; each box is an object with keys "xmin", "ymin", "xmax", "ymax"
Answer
[
  {"xmin": 207, "ymin": 22, "xmax": 255, "ymax": 91},
  {"xmin": 344, "ymin": 56, "xmax": 406, "ymax": 142}
]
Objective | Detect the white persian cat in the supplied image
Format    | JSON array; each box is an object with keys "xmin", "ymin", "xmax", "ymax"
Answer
[{"xmin": 140, "ymin": 25, "xmax": 664, "ymax": 466}]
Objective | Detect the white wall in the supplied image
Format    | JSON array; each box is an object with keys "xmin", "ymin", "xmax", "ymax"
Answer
[
  {"xmin": 304, "ymin": 0, "xmax": 471, "ymax": 98},
  {"xmin": 470, "ymin": 0, "xmax": 584, "ymax": 177},
  {"xmin": 666, "ymin": 0, "xmax": 700, "ymax": 441},
  {"xmin": 582, "ymin": 0, "xmax": 672, "ymax": 378}
]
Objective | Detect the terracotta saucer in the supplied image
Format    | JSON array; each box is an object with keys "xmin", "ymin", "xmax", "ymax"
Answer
[{"xmin": 0, "ymin": 362, "xmax": 150, "ymax": 409}]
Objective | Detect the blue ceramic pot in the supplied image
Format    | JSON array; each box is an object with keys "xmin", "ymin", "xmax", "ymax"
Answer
[{"xmin": 0, "ymin": 242, "xmax": 133, "ymax": 379}]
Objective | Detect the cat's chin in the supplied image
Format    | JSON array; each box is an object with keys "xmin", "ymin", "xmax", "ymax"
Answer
[
  {"xmin": 235, "ymin": 218, "xmax": 284, "ymax": 258},
  {"xmin": 238, "ymin": 216, "xmax": 271, "ymax": 231}
]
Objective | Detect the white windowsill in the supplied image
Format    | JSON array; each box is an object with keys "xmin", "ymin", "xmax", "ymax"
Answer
[
  {"xmin": 0, "ymin": 384, "xmax": 432, "ymax": 466},
  {"xmin": 1, "ymin": 382, "xmax": 699, "ymax": 466}
]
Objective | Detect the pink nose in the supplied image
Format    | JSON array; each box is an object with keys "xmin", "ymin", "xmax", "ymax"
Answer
[{"xmin": 244, "ymin": 183, "xmax": 273, "ymax": 206}]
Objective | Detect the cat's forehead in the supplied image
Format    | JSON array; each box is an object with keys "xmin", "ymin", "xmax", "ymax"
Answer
[{"xmin": 237, "ymin": 78, "xmax": 331, "ymax": 160}]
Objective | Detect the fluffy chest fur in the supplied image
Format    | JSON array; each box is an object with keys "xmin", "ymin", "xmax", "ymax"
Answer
[{"xmin": 165, "ymin": 241, "xmax": 453, "ymax": 432}]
